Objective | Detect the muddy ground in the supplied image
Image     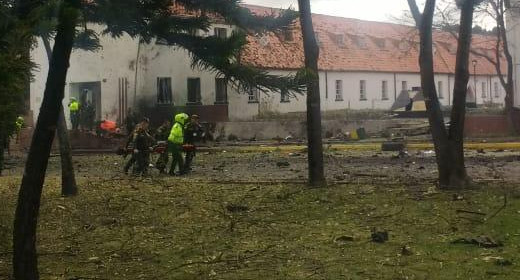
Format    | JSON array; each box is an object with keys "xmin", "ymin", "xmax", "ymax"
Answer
[
  {"xmin": 4, "ymin": 144, "xmax": 520, "ymax": 184},
  {"xmin": 0, "ymin": 145, "xmax": 520, "ymax": 279}
]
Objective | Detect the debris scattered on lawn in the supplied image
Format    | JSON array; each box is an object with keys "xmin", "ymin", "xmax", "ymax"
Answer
[
  {"xmin": 495, "ymin": 259, "xmax": 513, "ymax": 266},
  {"xmin": 226, "ymin": 204, "xmax": 249, "ymax": 213},
  {"xmin": 334, "ymin": 235, "xmax": 355, "ymax": 245},
  {"xmin": 371, "ymin": 229, "xmax": 389, "ymax": 243},
  {"xmin": 276, "ymin": 161, "xmax": 290, "ymax": 167},
  {"xmin": 451, "ymin": 236, "xmax": 503, "ymax": 248},
  {"xmin": 381, "ymin": 141, "xmax": 405, "ymax": 152},
  {"xmin": 401, "ymin": 245, "xmax": 413, "ymax": 256},
  {"xmin": 452, "ymin": 194, "xmax": 465, "ymax": 201}
]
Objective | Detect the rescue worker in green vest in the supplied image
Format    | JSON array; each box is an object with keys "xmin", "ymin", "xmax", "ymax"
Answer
[
  {"xmin": 68, "ymin": 97, "xmax": 80, "ymax": 130},
  {"xmin": 168, "ymin": 113, "xmax": 188, "ymax": 176},
  {"xmin": 15, "ymin": 116, "xmax": 24, "ymax": 143}
]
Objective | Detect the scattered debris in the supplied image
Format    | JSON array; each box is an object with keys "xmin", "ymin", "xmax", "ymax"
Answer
[
  {"xmin": 401, "ymin": 245, "xmax": 413, "ymax": 256},
  {"xmin": 451, "ymin": 236, "xmax": 503, "ymax": 248},
  {"xmin": 227, "ymin": 134, "xmax": 239, "ymax": 141},
  {"xmin": 334, "ymin": 235, "xmax": 355, "ymax": 245},
  {"xmin": 495, "ymin": 259, "xmax": 513, "ymax": 266},
  {"xmin": 452, "ymin": 194, "xmax": 465, "ymax": 201},
  {"xmin": 392, "ymin": 150, "xmax": 409, "ymax": 159},
  {"xmin": 382, "ymin": 141, "xmax": 405, "ymax": 152},
  {"xmin": 456, "ymin": 209, "xmax": 486, "ymax": 216},
  {"xmin": 226, "ymin": 204, "xmax": 249, "ymax": 213},
  {"xmin": 371, "ymin": 229, "xmax": 389, "ymax": 243},
  {"xmin": 276, "ymin": 161, "xmax": 290, "ymax": 168},
  {"xmin": 477, "ymin": 148, "xmax": 486, "ymax": 154}
]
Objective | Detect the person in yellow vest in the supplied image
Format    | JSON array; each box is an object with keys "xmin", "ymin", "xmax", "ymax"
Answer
[
  {"xmin": 15, "ymin": 116, "xmax": 24, "ymax": 143},
  {"xmin": 168, "ymin": 113, "xmax": 189, "ymax": 176},
  {"xmin": 68, "ymin": 97, "xmax": 80, "ymax": 130}
]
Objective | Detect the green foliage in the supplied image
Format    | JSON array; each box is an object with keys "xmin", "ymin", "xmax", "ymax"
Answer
[{"xmin": 0, "ymin": 3, "xmax": 31, "ymax": 140}]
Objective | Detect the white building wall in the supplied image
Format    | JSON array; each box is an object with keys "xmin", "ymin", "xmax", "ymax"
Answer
[
  {"xmin": 30, "ymin": 25, "xmax": 509, "ymax": 124},
  {"xmin": 30, "ymin": 24, "xmax": 140, "ymax": 126},
  {"xmin": 507, "ymin": 0, "xmax": 520, "ymax": 108}
]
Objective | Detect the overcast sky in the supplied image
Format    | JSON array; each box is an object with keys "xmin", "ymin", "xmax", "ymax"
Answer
[
  {"xmin": 242, "ymin": 0, "xmax": 414, "ymax": 24},
  {"xmin": 242, "ymin": 0, "xmax": 494, "ymax": 28}
]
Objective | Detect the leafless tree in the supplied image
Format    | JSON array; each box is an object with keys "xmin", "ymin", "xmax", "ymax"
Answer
[{"xmin": 408, "ymin": 0, "xmax": 482, "ymax": 188}]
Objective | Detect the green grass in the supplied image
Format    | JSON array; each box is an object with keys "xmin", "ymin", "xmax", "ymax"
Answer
[{"xmin": 1, "ymin": 172, "xmax": 519, "ymax": 279}]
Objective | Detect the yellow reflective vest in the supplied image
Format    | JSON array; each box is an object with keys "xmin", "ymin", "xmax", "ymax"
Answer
[
  {"xmin": 69, "ymin": 101, "xmax": 79, "ymax": 112},
  {"xmin": 168, "ymin": 122, "xmax": 184, "ymax": 144},
  {"xmin": 168, "ymin": 113, "xmax": 188, "ymax": 144}
]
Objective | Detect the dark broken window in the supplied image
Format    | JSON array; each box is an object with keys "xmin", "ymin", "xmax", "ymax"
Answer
[
  {"xmin": 157, "ymin": 77, "xmax": 172, "ymax": 104},
  {"xmin": 215, "ymin": 78, "xmax": 228, "ymax": 104},
  {"xmin": 187, "ymin": 78, "xmax": 201, "ymax": 105},
  {"xmin": 214, "ymin": 27, "xmax": 228, "ymax": 39}
]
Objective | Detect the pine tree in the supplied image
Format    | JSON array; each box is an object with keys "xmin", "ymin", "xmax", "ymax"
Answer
[{"xmin": 0, "ymin": 0, "xmax": 32, "ymax": 175}]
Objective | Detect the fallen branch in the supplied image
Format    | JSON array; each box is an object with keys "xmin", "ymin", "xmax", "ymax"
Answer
[
  {"xmin": 456, "ymin": 209, "xmax": 486, "ymax": 216},
  {"xmin": 486, "ymin": 193, "xmax": 508, "ymax": 221}
]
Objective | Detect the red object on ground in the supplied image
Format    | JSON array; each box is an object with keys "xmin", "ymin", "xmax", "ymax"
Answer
[
  {"xmin": 100, "ymin": 120, "xmax": 117, "ymax": 132},
  {"xmin": 183, "ymin": 144, "xmax": 195, "ymax": 152}
]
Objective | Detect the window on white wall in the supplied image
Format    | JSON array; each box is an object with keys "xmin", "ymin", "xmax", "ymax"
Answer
[
  {"xmin": 438, "ymin": 81, "xmax": 443, "ymax": 99},
  {"xmin": 248, "ymin": 88, "xmax": 259, "ymax": 103},
  {"xmin": 157, "ymin": 77, "xmax": 173, "ymax": 104},
  {"xmin": 214, "ymin": 27, "xmax": 228, "ymax": 39},
  {"xmin": 381, "ymin": 80, "xmax": 388, "ymax": 100},
  {"xmin": 335, "ymin": 80, "xmax": 343, "ymax": 101},
  {"xmin": 481, "ymin": 81, "xmax": 487, "ymax": 98},
  {"xmin": 494, "ymin": 82, "xmax": 500, "ymax": 98},
  {"xmin": 360, "ymin": 80, "xmax": 367, "ymax": 101},
  {"xmin": 402, "ymin": 81, "xmax": 408, "ymax": 92},
  {"xmin": 187, "ymin": 78, "xmax": 201, "ymax": 104},
  {"xmin": 215, "ymin": 78, "xmax": 228, "ymax": 104},
  {"xmin": 281, "ymin": 89, "xmax": 290, "ymax": 103}
]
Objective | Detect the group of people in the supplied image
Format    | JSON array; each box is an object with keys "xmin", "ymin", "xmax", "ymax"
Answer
[
  {"xmin": 68, "ymin": 97, "xmax": 96, "ymax": 131},
  {"xmin": 123, "ymin": 113, "xmax": 204, "ymax": 176}
]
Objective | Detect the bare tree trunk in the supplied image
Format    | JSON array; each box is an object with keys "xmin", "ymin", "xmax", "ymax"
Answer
[
  {"xmin": 447, "ymin": 0, "xmax": 476, "ymax": 187},
  {"xmin": 0, "ymin": 136, "xmax": 4, "ymax": 176},
  {"xmin": 409, "ymin": 0, "xmax": 474, "ymax": 189},
  {"xmin": 13, "ymin": 0, "xmax": 80, "ymax": 278},
  {"xmin": 42, "ymin": 35, "xmax": 78, "ymax": 197},
  {"xmin": 297, "ymin": 0, "xmax": 326, "ymax": 187}
]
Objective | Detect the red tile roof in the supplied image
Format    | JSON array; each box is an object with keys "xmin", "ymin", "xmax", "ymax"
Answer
[{"xmin": 241, "ymin": 4, "xmax": 505, "ymax": 76}]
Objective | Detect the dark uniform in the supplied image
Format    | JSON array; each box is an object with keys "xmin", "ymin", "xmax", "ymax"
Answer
[
  {"xmin": 134, "ymin": 129, "xmax": 153, "ymax": 175},
  {"xmin": 184, "ymin": 118, "xmax": 204, "ymax": 171},
  {"xmin": 155, "ymin": 122, "xmax": 171, "ymax": 173},
  {"xmin": 83, "ymin": 102, "xmax": 96, "ymax": 131},
  {"xmin": 124, "ymin": 124, "xmax": 153, "ymax": 175}
]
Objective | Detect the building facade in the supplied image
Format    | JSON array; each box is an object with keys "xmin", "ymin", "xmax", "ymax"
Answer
[
  {"xmin": 30, "ymin": 5, "xmax": 507, "ymax": 126},
  {"xmin": 507, "ymin": 0, "xmax": 520, "ymax": 108}
]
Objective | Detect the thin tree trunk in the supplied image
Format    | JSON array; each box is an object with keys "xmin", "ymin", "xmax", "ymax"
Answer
[
  {"xmin": 0, "ymin": 136, "xmax": 4, "ymax": 176},
  {"xmin": 297, "ymin": 0, "xmax": 326, "ymax": 186},
  {"xmin": 447, "ymin": 0, "xmax": 476, "ymax": 187},
  {"xmin": 409, "ymin": 0, "xmax": 474, "ymax": 189},
  {"xmin": 411, "ymin": 0, "xmax": 452, "ymax": 185},
  {"xmin": 13, "ymin": 0, "xmax": 80, "ymax": 278},
  {"xmin": 42, "ymin": 35, "xmax": 78, "ymax": 196}
]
